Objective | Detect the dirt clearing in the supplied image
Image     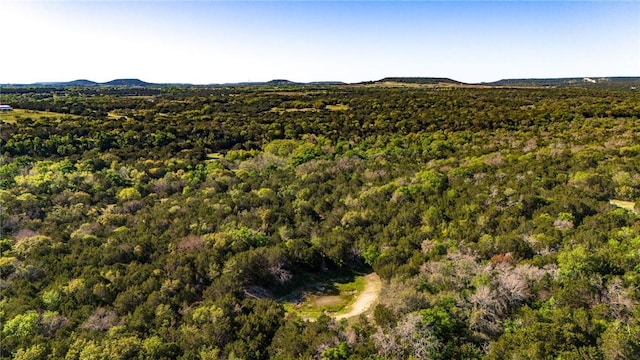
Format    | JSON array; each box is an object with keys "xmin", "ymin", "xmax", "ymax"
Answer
[
  {"xmin": 610, "ymin": 199, "xmax": 638, "ymax": 214},
  {"xmin": 333, "ymin": 273, "xmax": 382, "ymax": 320}
]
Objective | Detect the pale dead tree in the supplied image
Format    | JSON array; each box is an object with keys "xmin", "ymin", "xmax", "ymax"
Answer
[
  {"xmin": 122, "ymin": 200, "xmax": 144, "ymax": 214},
  {"xmin": 469, "ymin": 263, "xmax": 547, "ymax": 338},
  {"xmin": 496, "ymin": 262, "xmax": 551, "ymax": 306},
  {"xmin": 523, "ymin": 139, "xmax": 538, "ymax": 153},
  {"xmin": 495, "ymin": 267, "xmax": 530, "ymax": 308},
  {"xmin": 329, "ymin": 156, "xmax": 361, "ymax": 174},
  {"xmin": 372, "ymin": 313, "xmax": 440, "ymax": 360},
  {"xmin": 176, "ymin": 235, "xmax": 204, "ymax": 253},
  {"xmin": 469, "ymin": 285, "xmax": 503, "ymax": 338},
  {"xmin": 604, "ymin": 277, "xmax": 635, "ymax": 322},
  {"xmin": 41, "ymin": 312, "xmax": 69, "ymax": 336},
  {"xmin": 553, "ymin": 218, "xmax": 574, "ymax": 230},
  {"xmin": 80, "ymin": 307, "xmax": 119, "ymax": 331},
  {"xmin": 419, "ymin": 261, "xmax": 456, "ymax": 292},
  {"xmin": 420, "ymin": 239, "xmax": 435, "ymax": 254},
  {"xmin": 344, "ymin": 328, "xmax": 357, "ymax": 345},
  {"xmin": 407, "ymin": 325, "xmax": 441, "ymax": 359},
  {"xmin": 14, "ymin": 228, "xmax": 38, "ymax": 240},
  {"xmin": 522, "ymin": 234, "xmax": 541, "ymax": 254},
  {"xmin": 448, "ymin": 251, "xmax": 483, "ymax": 289},
  {"xmin": 418, "ymin": 251, "xmax": 487, "ymax": 296},
  {"xmin": 474, "ymin": 172, "xmax": 487, "ymax": 185},
  {"xmin": 483, "ymin": 152, "xmax": 505, "ymax": 167},
  {"xmin": 378, "ymin": 279, "xmax": 428, "ymax": 315},
  {"xmin": 549, "ymin": 141, "xmax": 567, "ymax": 157},
  {"xmin": 371, "ymin": 327, "xmax": 401, "ymax": 359},
  {"xmin": 239, "ymin": 152, "xmax": 286, "ymax": 173},
  {"xmin": 363, "ymin": 169, "xmax": 386, "ymax": 181}
]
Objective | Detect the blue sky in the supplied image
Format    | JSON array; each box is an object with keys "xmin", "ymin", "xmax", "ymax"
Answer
[{"xmin": 1, "ymin": 1, "xmax": 638, "ymax": 84}]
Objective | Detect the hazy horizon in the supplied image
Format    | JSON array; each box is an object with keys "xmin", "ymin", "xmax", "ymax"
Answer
[
  {"xmin": 1, "ymin": 1, "xmax": 638, "ymax": 84},
  {"xmin": 6, "ymin": 75, "xmax": 640, "ymax": 87}
]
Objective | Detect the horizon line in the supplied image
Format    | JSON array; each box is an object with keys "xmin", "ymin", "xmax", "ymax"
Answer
[{"xmin": 3, "ymin": 75, "xmax": 640, "ymax": 87}]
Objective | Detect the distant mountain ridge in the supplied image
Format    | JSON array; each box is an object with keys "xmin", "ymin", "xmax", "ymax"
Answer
[
  {"xmin": 2, "ymin": 76, "xmax": 640, "ymax": 88},
  {"xmin": 365, "ymin": 76, "xmax": 640, "ymax": 88},
  {"xmin": 3, "ymin": 78, "xmax": 346, "ymax": 88},
  {"xmin": 485, "ymin": 77, "xmax": 640, "ymax": 88},
  {"xmin": 22, "ymin": 78, "xmax": 158, "ymax": 87}
]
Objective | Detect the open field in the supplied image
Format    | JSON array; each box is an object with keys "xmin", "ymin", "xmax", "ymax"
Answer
[
  {"xmin": 107, "ymin": 111, "xmax": 126, "ymax": 119},
  {"xmin": 325, "ymin": 104, "xmax": 350, "ymax": 111},
  {"xmin": 609, "ymin": 199, "xmax": 638, "ymax": 214},
  {"xmin": 0, "ymin": 108, "xmax": 74, "ymax": 123},
  {"xmin": 270, "ymin": 103, "xmax": 350, "ymax": 114},
  {"xmin": 270, "ymin": 107, "xmax": 320, "ymax": 114}
]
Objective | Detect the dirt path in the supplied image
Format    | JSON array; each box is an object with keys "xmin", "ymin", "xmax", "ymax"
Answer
[{"xmin": 333, "ymin": 273, "xmax": 382, "ymax": 320}]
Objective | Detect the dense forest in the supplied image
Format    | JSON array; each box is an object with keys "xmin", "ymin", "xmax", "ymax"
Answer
[{"xmin": 2, "ymin": 84, "xmax": 640, "ymax": 359}]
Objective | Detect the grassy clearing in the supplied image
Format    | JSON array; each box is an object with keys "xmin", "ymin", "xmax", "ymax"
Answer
[
  {"xmin": 281, "ymin": 273, "xmax": 372, "ymax": 320},
  {"xmin": 325, "ymin": 104, "xmax": 350, "ymax": 111},
  {"xmin": 107, "ymin": 111, "xmax": 126, "ymax": 120},
  {"xmin": 206, "ymin": 153, "xmax": 224, "ymax": 159},
  {"xmin": 609, "ymin": 199, "xmax": 638, "ymax": 214},
  {"xmin": 0, "ymin": 109, "xmax": 73, "ymax": 123},
  {"xmin": 376, "ymin": 81, "xmax": 423, "ymax": 88},
  {"xmin": 270, "ymin": 104, "xmax": 349, "ymax": 113},
  {"xmin": 270, "ymin": 107, "xmax": 319, "ymax": 114}
]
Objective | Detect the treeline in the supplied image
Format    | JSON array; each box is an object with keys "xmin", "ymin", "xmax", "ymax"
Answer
[{"xmin": 1, "ymin": 86, "xmax": 640, "ymax": 359}]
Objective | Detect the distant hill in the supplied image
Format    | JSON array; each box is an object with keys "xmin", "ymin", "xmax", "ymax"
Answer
[
  {"xmin": 101, "ymin": 79, "xmax": 154, "ymax": 87},
  {"xmin": 307, "ymin": 81, "xmax": 347, "ymax": 86},
  {"xmin": 264, "ymin": 79, "xmax": 300, "ymax": 86},
  {"xmin": 486, "ymin": 77, "xmax": 640, "ymax": 88},
  {"xmin": 359, "ymin": 77, "xmax": 466, "ymax": 87},
  {"xmin": 379, "ymin": 77, "xmax": 465, "ymax": 85},
  {"xmin": 3, "ymin": 79, "xmax": 158, "ymax": 87},
  {"xmin": 65, "ymin": 79, "xmax": 99, "ymax": 87}
]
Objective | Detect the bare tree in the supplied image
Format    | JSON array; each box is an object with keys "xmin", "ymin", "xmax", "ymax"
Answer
[
  {"xmin": 604, "ymin": 277, "xmax": 635, "ymax": 322},
  {"xmin": 81, "ymin": 307, "xmax": 120, "ymax": 331},
  {"xmin": 372, "ymin": 313, "xmax": 441, "ymax": 360}
]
